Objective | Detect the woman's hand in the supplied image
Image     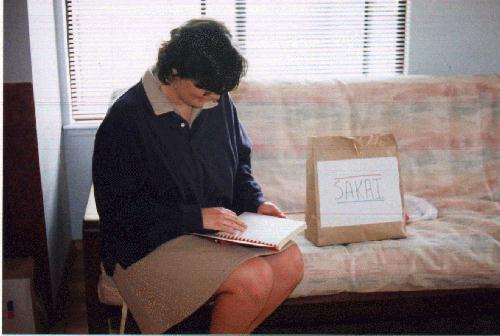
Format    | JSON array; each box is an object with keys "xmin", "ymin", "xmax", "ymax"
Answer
[
  {"xmin": 257, "ymin": 202, "xmax": 286, "ymax": 218},
  {"xmin": 201, "ymin": 207, "xmax": 247, "ymax": 234}
]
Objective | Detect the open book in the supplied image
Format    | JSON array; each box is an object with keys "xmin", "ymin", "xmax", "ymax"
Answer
[{"xmin": 194, "ymin": 212, "xmax": 306, "ymax": 251}]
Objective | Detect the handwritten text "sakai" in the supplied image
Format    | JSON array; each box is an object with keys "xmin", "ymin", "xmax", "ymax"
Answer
[{"xmin": 333, "ymin": 175, "xmax": 383, "ymax": 203}]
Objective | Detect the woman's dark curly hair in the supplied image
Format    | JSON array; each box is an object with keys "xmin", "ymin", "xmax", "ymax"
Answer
[{"xmin": 154, "ymin": 18, "xmax": 247, "ymax": 95}]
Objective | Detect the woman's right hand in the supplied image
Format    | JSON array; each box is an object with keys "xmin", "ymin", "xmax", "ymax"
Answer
[{"xmin": 201, "ymin": 207, "xmax": 247, "ymax": 234}]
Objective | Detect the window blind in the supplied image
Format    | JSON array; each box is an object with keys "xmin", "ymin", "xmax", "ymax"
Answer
[{"xmin": 65, "ymin": 0, "xmax": 408, "ymax": 122}]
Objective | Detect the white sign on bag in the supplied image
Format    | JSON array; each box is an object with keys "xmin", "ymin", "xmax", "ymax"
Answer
[{"xmin": 317, "ymin": 157, "xmax": 403, "ymax": 227}]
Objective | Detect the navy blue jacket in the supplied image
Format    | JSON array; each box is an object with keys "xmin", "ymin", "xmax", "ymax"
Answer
[{"xmin": 92, "ymin": 81, "xmax": 265, "ymax": 275}]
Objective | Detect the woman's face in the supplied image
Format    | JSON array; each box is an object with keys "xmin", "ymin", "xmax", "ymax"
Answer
[{"xmin": 171, "ymin": 78, "xmax": 221, "ymax": 109}]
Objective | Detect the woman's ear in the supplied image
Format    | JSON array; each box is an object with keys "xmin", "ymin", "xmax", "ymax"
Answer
[{"xmin": 172, "ymin": 68, "xmax": 178, "ymax": 76}]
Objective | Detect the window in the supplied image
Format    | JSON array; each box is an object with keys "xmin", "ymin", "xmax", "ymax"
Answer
[{"xmin": 65, "ymin": 0, "xmax": 408, "ymax": 122}]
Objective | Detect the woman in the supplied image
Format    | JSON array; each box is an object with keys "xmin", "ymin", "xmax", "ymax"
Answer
[{"xmin": 93, "ymin": 18, "xmax": 304, "ymax": 334}]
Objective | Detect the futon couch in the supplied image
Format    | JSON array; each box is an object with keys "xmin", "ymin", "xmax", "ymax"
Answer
[{"xmin": 83, "ymin": 74, "xmax": 500, "ymax": 333}]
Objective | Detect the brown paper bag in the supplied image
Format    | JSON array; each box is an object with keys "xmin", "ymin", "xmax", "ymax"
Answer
[{"xmin": 305, "ymin": 134, "xmax": 406, "ymax": 246}]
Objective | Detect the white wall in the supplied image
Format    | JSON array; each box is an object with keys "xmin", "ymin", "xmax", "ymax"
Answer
[
  {"xmin": 407, "ymin": 0, "xmax": 500, "ymax": 75},
  {"xmin": 24, "ymin": 0, "xmax": 72, "ymax": 304},
  {"xmin": 63, "ymin": 126, "xmax": 96, "ymax": 238},
  {"xmin": 4, "ymin": 0, "xmax": 32, "ymax": 82}
]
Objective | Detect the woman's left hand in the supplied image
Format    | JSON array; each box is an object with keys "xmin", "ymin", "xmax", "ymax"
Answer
[{"xmin": 257, "ymin": 202, "xmax": 286, "ymax": 218}]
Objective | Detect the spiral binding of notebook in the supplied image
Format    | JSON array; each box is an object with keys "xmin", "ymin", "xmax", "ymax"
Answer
[{"xmin": 214, "ymin": 232, "xmax": 276, "ymax": 248}]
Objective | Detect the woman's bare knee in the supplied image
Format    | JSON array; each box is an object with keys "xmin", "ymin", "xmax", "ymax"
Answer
[
  {"xmin": 216, "ymin": 257, "xmax": 274, "ymax": 305},
  {"xmin": 264, "ymin": 244, "xmax": 304, "ymax": 287}
]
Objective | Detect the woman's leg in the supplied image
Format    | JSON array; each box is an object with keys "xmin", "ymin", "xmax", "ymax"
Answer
[
  {"xmin": 247, "ymin": 244, "xmax": 304, "ymax": 332},
  {"xmin": 210, "ymin": 256, "xmax": 274, "ymax": 334},
  {"xmin": 210, "ymin": 245, "xmax": 304, "ymax": 334}
]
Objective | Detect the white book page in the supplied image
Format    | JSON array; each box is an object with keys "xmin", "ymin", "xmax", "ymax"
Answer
[
  {"xmin": 229, "ymin": 212, "xmax": 306, "ymax": 245},
  {"xmin": 317, "ymin": 157, "xmax": 403, "ymax": 227}
]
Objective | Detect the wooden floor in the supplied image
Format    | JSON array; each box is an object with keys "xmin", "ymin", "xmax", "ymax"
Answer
[{"xmin": 50, "ymin": 241, "xmax": 88, "ymax": 334}]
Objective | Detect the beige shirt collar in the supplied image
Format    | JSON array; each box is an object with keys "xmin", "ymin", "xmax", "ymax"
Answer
[
  {"xmin": 141, "ymin": 68, "xmax": 218, "ymax": 124},
  {"xmin": 142, "ymin": 68, "xmax": 175, "ymax": 116}
]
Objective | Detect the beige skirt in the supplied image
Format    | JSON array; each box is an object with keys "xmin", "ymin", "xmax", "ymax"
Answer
[{"xmin": 112, "ymin": 235, "xmax": 282, "ymax": 334}]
